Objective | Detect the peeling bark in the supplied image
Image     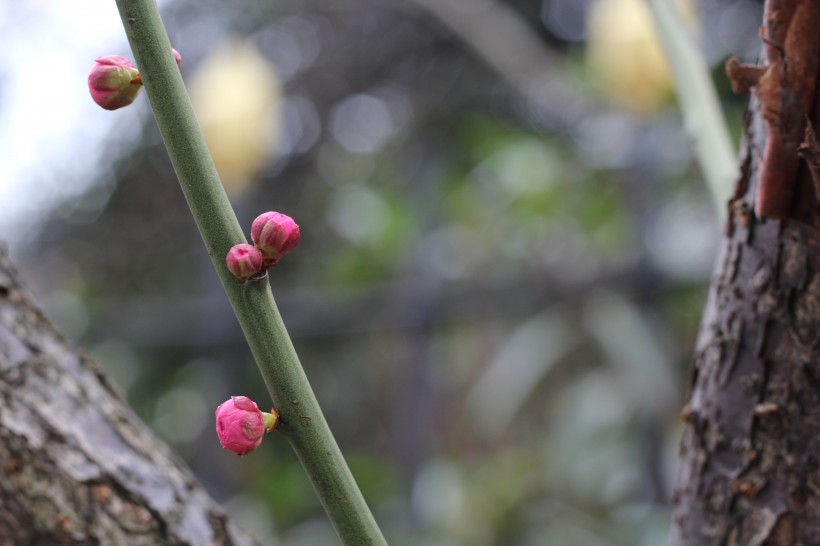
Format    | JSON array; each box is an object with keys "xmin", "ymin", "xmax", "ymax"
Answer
[
  {"xmin": 725, "ymin": 0, "xmax": 820, "ymax": 220},
  {"xmin": 672, "ymin": 19, "xmax": 820, "ymax": 543},
  {"xmin": 0, "ymin": 248, "xmax": 258, "ymax": 546}
]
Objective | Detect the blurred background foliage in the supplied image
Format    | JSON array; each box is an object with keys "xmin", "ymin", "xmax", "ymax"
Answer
[{"xmin": 0, "ymin": 0, "xmax": 764, "ymax": 543}]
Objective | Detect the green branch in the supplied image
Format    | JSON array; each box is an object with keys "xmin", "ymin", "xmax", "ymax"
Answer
[
  {"xmin": 112, "ymin": 2, "xmax": 387, "ymax": 544},
  {"xmin": 646, "ymin": 0, "xmax": 737, "ymax": 221}
]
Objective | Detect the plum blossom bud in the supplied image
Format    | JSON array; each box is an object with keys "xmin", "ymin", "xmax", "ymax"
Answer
[
  {"xmin": 172, "ymin": 48, "xmax": 182, "ymax": 69},
  {"xmin": 88, "ymin": 56, "xmax": 143, "ymax": 110},
  {"xmin": 226, "ymin": 243, "xmax": 263, "ymax": 280},
  {"xmin": 215, "ymin": 396, "xmax": 277, "ymax": 456},
  {"xmin": 251, "ymin": 212, "xmax": 300, "ymax": 267}
]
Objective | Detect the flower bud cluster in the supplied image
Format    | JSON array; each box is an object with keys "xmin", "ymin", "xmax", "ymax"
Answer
[
  {"xmin": 88, "ymin": 48, "xmax": 181, "ymax": 110},
  {"xmin": 225, "ymin": 211, "xmax": 300, "ymax": 281}
]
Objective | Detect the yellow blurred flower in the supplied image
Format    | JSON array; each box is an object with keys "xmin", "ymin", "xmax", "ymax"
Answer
[
  {"xmin": 189, "ymin": 39, "xmax": 282, "ymax": 198},
  {"xmin": 587, "ymin": 0, "xmax": 695, "ymax": 116}
]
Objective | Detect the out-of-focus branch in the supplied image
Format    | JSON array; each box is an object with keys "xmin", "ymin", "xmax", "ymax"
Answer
[
  {"xmin": 404, "ymin": 0, "xmax": 604, "ymax": 128},
  {"xmin": 87, "ymin": 262, "xmax": 700, "ymax": 347},
  {"xmin": 646, "ymin": 0, "xmax": 737, "ymax": 220}
]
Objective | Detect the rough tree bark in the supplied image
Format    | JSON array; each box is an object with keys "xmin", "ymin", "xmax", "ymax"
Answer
[
  {"xmin": 0, "ymin": 247, "xmax": 258, "ymax": 546},
  {"xmin": 671, "ymin": 1, "xmax": 820, "ymax": 544}
]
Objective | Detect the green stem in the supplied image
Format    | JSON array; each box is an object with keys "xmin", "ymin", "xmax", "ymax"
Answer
[
  {"xmin": 646, "ymin": 0, "xmax": 737, "ymax": 222},
  {"xmin": 113, "ymin": 2, "xmax": 387, "ymax": 544}
]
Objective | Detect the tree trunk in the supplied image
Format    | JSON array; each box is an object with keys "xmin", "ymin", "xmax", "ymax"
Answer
[
  {"xmin": 0, "ymin": 247, "xmax": 257, "ymax": 546},
  {"xmin": 671, "ymin": 2, "xmax": 820, "ymax": 543}
]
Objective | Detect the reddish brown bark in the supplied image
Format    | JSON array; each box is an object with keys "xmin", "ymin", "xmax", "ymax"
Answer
[
  {"xmin": 672, "ymin": 2, "xmax": 820, "ymax": 541},
  {"xmin": 726, "ymin": 0, "xmax": 820, "ymax": 220}
]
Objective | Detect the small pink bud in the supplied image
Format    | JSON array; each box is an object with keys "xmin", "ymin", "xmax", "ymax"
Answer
[
  {"xmin": 251, "ymin": 212, "xmax": 301, "ymax": 267},
  {"xmin": 226, "ymin": 243, "xmax": 263, "ymax": 280},
  {"xmin": 88, "ymin": 55, "xmax": 143, "ymax": 110},
  {"xmin": 215, "ymin": 396, "xmax": 272, "ymax": 456},
  {"xmin": 172, "ymin": 48, "xmax": 182, "ymax": 69}
]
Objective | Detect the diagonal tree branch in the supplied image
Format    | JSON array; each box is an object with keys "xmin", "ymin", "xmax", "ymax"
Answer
[{"xmin": 112, "ymin": 1, "xmax": 387, "ymax": 544}]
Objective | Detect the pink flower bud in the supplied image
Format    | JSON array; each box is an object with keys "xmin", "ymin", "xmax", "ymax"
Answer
[
  {"xmin": 226, "ymin": 243, "xmax": 263, "ymax": 280},
  {"xmin": 172, "ymin": 48, "xmax": 182, "ymax": 69},
  {"xmin": 250, "ymin": 212, "xmax": 300, "ymax": 267},
  {"xmin": 88, "ymin": 55, "xmax": 143, "ymax": 110},
  {"xmin": 215, "ymin": 396, "xmax": 267, "ymax": 456}
]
